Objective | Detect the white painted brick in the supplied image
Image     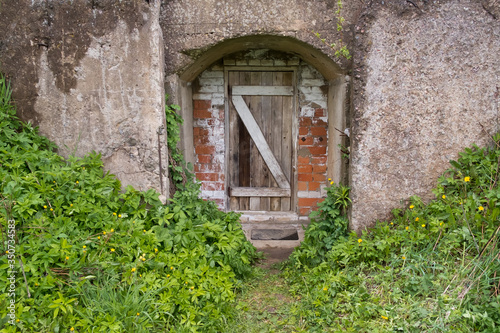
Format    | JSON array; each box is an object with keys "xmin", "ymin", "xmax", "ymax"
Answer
[
  {"xmin": 193, "ymin": 93, "xmax": 212, "ymax": 100},
  {"xmin": 301, "ymin": 78, "xmax": 326, "ymax": 87},
  {"xmin": 200, "ymin": 70, "xmax": 224, "ymax": 78},
  {"xmin": 199, "ymin": 77, "xmax": 224, "ymax": 86},
  {"xmin": 198, "ymin": 85, "xmax": 220, "ymax": 93},
  {"xmin": 297, "ymin": 191, "xmax": 323, "ymax": 198},
  {"xmin": 212, "ymin": 93, "xmax": 225, "ymax": 106},
  {"xmin": 300, "ymin": 106, "xmax": 315, "ymax": 117}
]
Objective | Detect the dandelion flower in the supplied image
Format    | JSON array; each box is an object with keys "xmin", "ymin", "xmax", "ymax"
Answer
[
  {"xmin": 442, "ymin": 195, "xmax": 446, "ymax": 199},
  {"xmin": 402, "ymin": 256, "xmax": 406, "ymax": 260},
  {"xmin": 464, "ymin": 176, "xmax": 470, "ymax": 182},
  {"xmin": 6, "ymin": 251, "xmax": 9, "ymax": 254},
  {"xmin": 113, "ymin": 212, "xmax": 116, "ymax": 216},
  {"xmin": 66, "ymin": 256, "xmax": 69, "ymax": 260},
  {"xmin": 143, "ymin": 230, "xmax": 146, "ymax": 233},
  {"xmin": 167, "ymin": 274, "xmax": 170, "ymax": 278},
  {"xmin": 422, "ymin": 224, "xmax": 426, "ymax": 228},
  {"xmin": 409, "ymin": 205, "xmax": 414, "ymax": 209},
  {"xmin": 110, "ymin": 229, "xmax": 114, "ymax": 232},
  {"xmin": 190, "ymin": 286, "xmax": 195, "ymax": 290},
  {"xmin": 358, "ymin": 239, "xmax": 362, "ymax": 243},
  {"xmin": 103, "ymin": 231, "xmax": 106, "ymax": 235},
  {"xmin": 82, "ymin": 245, "xmax": 86, "ymax": 249},
  {"xmin": 440, "ymin": 222, "xmax": 443, "ymax": 226},
  {"xmin": 170, "ymin": 267, "xmax": 174, "ymax": 270},
  {"xmin": 323, "ymin": 287, "xmax": 328, "ymax": 291},
  {"xmin": 390, "ymin": 222, "xmax": 393, "ymax": 225},
  {"xmin": 111, "ymin": 248, "xmax": 115, "ymax": 252},
  {"xmin": 328, "ymin": 178, "xmax": 331, "ymax": 181},
  {"xmin": 118, "ymin": 215, "xmax": 121, "ymax": 218},
  {"xmin": 97, "ymin": 236, "xmax": 100, "ymax": 240},
  {"xmin": 70, "ymin": 328, "xmax": 74, "ymax": 331},
  {"xmin": 381, "ymin": 315, "xmax": 388, "ymax": 320},
  {"xmin": 330, "ymin": 181, "xmax": 334, "ymax": 185},
  {"xmin": 131, "ymin": 267, "xmax": 136, "ymax": 272},
  {"xmin": 16, "ymin": 319, "xmax": 20, "ymax": 322},
  {"xmin": 415, "ymin": 217, "xmax": 419, "ymax": 222},
  {"xmin": 76, "ymin": 181, "xmax": 79, "ymax": 184},
  {"xmin": 406, "ymin": 226, "xmax": 409, "ymax": 230},
  {"xmin": 50, "ymin": 208, "xmax": 53, "ymax": 211},
  {"xmin": 70, "ymin": 204, "xmax": 73, "ymax": 207},
  {"xmin": 141, "ymin": 257, "xmax": 146, "ymax": 261},
  {"xmin": 154, "ymin": 248, "xmax": 158, "ymax": 253},
  {"xmin": 137, "ymin": 313, "xmax": 140, "ymax": 316},
  {"xmin": 43, "ymin": 205, "xmax": 47, "ymax": 209},
  {"xmin": 479, "ymin": 206, "xmax": 484, "ymax": 211},
  {"xmin": 185, "ymin": 281, "xmax": 188, "ymax": 284}
]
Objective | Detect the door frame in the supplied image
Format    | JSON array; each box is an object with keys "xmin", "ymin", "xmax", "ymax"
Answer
[{"xmin": 224, "ymin": 66, "xmax": 299, "ymax": 213}]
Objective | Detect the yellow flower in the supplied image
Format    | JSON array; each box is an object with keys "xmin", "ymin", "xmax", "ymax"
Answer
[
  {"xmin": 35, "ymin": 283, "xmax": 39, "ymax": 286},
  {"xmin": 82, "ymin": 167, "xmax": 85, "ymax": 170},
  {"xmin": 358, "ymin": 239, "xmax": 362, "ymax": 243},
  {"xmin": 440, "ymin": 222, "xmax": 443, "ymax": 226},
  {"xmin": 415, "ymin": 217, "xmax": 419, "ymax": 222},
  {"xmin": 167, "ymin": 274, "xmax": 170, "ymax": 278},
  {"xmin": 70, "ymin": 204, "xmax": 73, "ymax": 207},
  {"xmin": 141, "ymin": 257, "xmax": 146, "ymax": 261},
  {"xmin": 53, "ymin": 181, "xmax": 56, "ymax": 183},
  {"xmin": 82, "ymin": 245, "xmax": 86, "ymax": 249},
  {"xmin": 479, "ymin": 206, "xmax": 484, "ymax": 211},
  {"xmin": 133, "ymin": 221, "xmax": 136, "ymax": 224},
  {"xmin": 442, "ymin": 195, "xmax": 446, "ymax": 199},
  {"xmin": 76, "ymin": 181, "xmax": 79, "ymax": 184},
  {"xmin": 70, "ymin": 328, "xmax": 74, "ymax": 331},
  {"xmin": 402, "ymin": 256, "xmax": 406, "ymax": 260},
  {"xmin": 390, "ymin": 222, "xmax": 393, "ymax": 225},
  {"xmin": 66, "ymin": 256, "xmax": 69, "ymax": 260},
  {"xmin": 381, "ymin": 315, "xmax": 388, "ymax": 320},
  {"xmin": 460, "ymin": 202, "xmax": 463, "ymax": 205},
  {"xmin": 422, "ymin": 224, "xmax": 426, "ymax": 228},
  {"xmin": 103, "ymin": 231, "xmax": 106, "ymax": 235},
  {"xmin": 323, "ymin": 287, "xmax": 328, "ymax": 291},
  {"xmin": 118, "ymin": 215, "xmax": 121, "ymax": 218},
  {"xmin": 110, "ymin": 229, "xmax": 114, "ymax": 232},
  {"xmin": 111, "ymin": 248, "xmax": 115, "ymax": 252},
  {"xmin": 6, "ymin": 251, "xmax": 9, "ymax": 254},
  {"xmin": 113, "ymin": 212, "xmax": 116, "ymax": 216},
  {"xmin": 170, "ymin": 266, "xmax": 174, "ymax": 270},
  {"xmin": 131, "ymin": 267, "xmax": 136, "ymax": 272},
  {"xmin": 154, "ymin": 248, "xmax": 158, "ymax": 253},
  {"xmin": 409, "ymin": 205, "xmax": 414, "ymax": 209},
  {"xmin": 330, "ymin": 181, "xmax": 334, "ymax": 185},
  {"xmin": 137, "ymin": 313, "xmax": 140, "ymax": 316},
  {"xmin": 190, "ymin": 286, "xmax": 195, "ymax": 290},
  {"xmin": 464, "ymin": 176, "xmax": 470, "ymax": 182},
  {"xmin": 328, "ymin": 178, "xmax": 331, "ymax": 181},
  {"xmin": 185, "ymin": 281, "xmax": 188, "ymax": 284},
  {"xmin": 16, "ymin": 319, "xmax": 20, "ymax": 322},
  {"xmin": 50, "ymin": 208, "xmax": 53, "ymax": 211},
  {"xmin": 44, "ymin": 205, "xmax": 47, "ymax": 209},
  {"xmin": 140, "ymin": 274, "xmax": 142, "ymax": 277},
  {"xmin": 143, "ymin": 230, "xmax": 146, "ymax": 233},
  {"xmin": 97, "ymin": 236, "xmax": 100, "ymax": 240},
  {"xmin": 406, "ymin": 226, "xmax": 409, "ymax": 230}
]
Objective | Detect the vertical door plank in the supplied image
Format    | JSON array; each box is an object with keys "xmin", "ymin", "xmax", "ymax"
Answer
[
  {"xmin": 249, "ymin": 72, "xmax": 262, "ymax": 211},
  {"xmin": 281, "ymin": 72, "xmax": 293, "ymax": 211},
  {"xmin": 260, "ymin": 72, "xmax": 273, "ymax": 211},
  {"xmin": 239, "ymin": 72, "xmax": 251, "ymax": 210},
  {"xmin": 270, "ymin": 72, "xmax": 283, "ymax": 211},
  {"xmin": 228, "ymin": 71, "xmax": 240, "ymax": 210}
]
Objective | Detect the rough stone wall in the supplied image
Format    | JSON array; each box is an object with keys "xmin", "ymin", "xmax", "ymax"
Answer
[
  {"xmin": 350, "ymin": 0, "xmax": 500, "ymax": 230},
  {"xmin": 0, "ymin": 1, "xmax": 168, "ymax": 196}
]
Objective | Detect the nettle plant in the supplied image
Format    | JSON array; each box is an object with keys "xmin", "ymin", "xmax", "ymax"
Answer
[
  {"xmin": 284, "ymin": 135, "xmax": 500, "ymax": 331},
  {"xmin": 0, "ymin": 74, "xmax": 259, "ymax": 332}
]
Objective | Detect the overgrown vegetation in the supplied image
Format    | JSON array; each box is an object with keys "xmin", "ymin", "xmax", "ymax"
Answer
[
  {"xmin": 284, "ymin": 137, "xmax": 500, "ymax": 331},
  {"xmin": 0, "ymin": 75, "xmax": 259, "ymax": 332}
]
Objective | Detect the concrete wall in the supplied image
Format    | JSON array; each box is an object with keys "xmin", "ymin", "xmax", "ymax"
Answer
[
  {"xmin": 0, "ymin": 0, "xmax": 168, "ymax": 197},
  {"xmin": 1, "ymin": 0, "xmax": 499, "ymax": 232},
  {"xmin": 350, "ymin": 0, "xmax": 500, "ymax": 230}
]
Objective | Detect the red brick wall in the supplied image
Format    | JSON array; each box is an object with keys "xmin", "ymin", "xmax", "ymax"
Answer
[{"xmin": 297, "ymin": 107, "xmax": 329, "ymax": 216}]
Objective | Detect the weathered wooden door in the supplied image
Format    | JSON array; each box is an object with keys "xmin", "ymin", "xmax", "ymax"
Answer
[{"xmin": 227, "ymin": 71, "xmax": 295, "ymax": 212}]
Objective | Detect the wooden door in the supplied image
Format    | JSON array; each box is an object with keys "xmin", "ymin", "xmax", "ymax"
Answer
[{"xmin": 228, "ymin": 71, "xmax": 295, "ymax": 212}]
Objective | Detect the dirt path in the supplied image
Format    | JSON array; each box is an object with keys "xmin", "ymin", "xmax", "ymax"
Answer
[{"xmin": 225, "ymin": 247, "xmax": 306, "ymax": 332}]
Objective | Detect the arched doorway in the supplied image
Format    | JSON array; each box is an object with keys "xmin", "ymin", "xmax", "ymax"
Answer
[{"xmin": 175, "ymin": 36, "xmax": 349, "ymax": 246}]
